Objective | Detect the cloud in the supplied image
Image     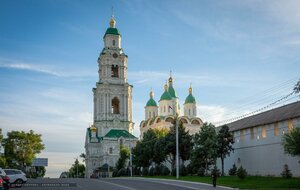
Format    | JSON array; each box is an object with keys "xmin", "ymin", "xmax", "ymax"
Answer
[{"xmin": 0, "ymin": 58, "xmax": 61, "ymax": 76}]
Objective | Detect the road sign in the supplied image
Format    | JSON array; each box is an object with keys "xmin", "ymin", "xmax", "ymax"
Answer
[{"xmin": 32, "ymin": 158, "xmax": 48, "ymax": 166}]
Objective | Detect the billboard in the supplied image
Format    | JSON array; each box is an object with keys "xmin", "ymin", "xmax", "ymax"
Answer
[{"xmin": 32, "ymin": 158, "xmax": 48, "ymax": 166}]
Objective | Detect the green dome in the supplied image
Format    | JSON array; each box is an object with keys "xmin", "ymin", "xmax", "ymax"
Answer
[
  {"xmin": 160, "ymin": 91, "xmax": 172, "ymax": 101},
  {"xmin": 168, "ymin": 86, "xmax": 177, "ymax": 98},
  {"xmin": 185, "ymin": 94, "xmax": 196, "ymax": 104},
  {"xmin": 146, "ymin": 98, "xmax": 157, "ymax": 107},
  {"xmin": 104, "ymin": 27, "xmax": 120, "ymax": 37}
]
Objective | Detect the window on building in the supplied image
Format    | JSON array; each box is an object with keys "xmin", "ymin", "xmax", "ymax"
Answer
[
  {"xmin": 250, "ymin": 128, "xmax": 254, "ymax": 140},
  {"xmin": 288, "ymin": 119, "xmax": 294, "ymax": 132},
  {"xmin": 149, "ymin": 112, "xmax": 151, "ymax": 118},
  {"xmin": 240, "ymin": 130, "xmax": 244, "ymax": 141},
  {"xmin": 262, "ymin": 126, "xmax": 266, "ymax": 138},
  {"xmin": 113, "ymin": 40, "xmax": 115, "ymax": 46},
  {"xmin": 112, "ymin": 97, "xmax": 120, "ymax": 114},
  {"xmin": 274, "ymin": 123, "xmax": 279, "ymax": 136},
  {"xmin": 153, "ymin": 111, "xmax": 155, "ymax": 117},
  {"xmin": 168, "ymin": 106, "xmax": 170, "ymax": 113},
  {"xmin": 109, "ymin": 147, "xmax": 113, "ymax": 154},
  {"xmin": 164, "ymin": 106, "xmax": 166, "ymax": 113},
  {"xmin": 189, "ymin": 109, "xmax": 190, "ymax": 115},
  {"xmin": 119, "ymin": 138, "xmax": 124, "ymax": 146},
  {"xmin": 111, "ymin": 65, "xmax": 119, "ymax": 78},
  {"xmin": 193, "ymin": 108, "xmax": 195, "ymax": 115}
]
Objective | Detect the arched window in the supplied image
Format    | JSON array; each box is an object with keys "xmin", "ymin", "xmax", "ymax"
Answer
[
  {"xmin": 112, "ymin": 97, "xmax": 120, "ymax": 114},
  {"xmin": 189, "ymin": 109, "xmax": 191, "ymax": 115},
  {"xmin": 149, "ymin": 112, "xmax": 151, "ymax": 118},
  {"xmin": 112, "ymin": 40, "xmax": 116, "ymax": 46},
  {"xmin": 111, "ymin": 65, "xmax": 119, "ymax": 78},
  {"xmin": 109, "ymin": 147, "xmax": 113, "ymax": 154},
  {"xmin": 168, "ymin": 106, "xmax": 170, "ymax": 113},
  {"xmin": 164, "ymin": 106, "xmax": 166, "ymax": 113},
  {"xmin": 192, "ymin": 120, "xmax": 200, "ymax": 125},
  {"xmin": 119, "ymin": 138, "xmax": 124, "ymax": 146},
  {"xmin": 153, "ymin": 111, "xmax": 155, "ymax": 117}
]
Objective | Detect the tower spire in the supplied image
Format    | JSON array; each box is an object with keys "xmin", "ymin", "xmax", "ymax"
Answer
[
  {"xmin": 189, "ymin": 83, "xmax": 193, "ymax": 94},
  {"xmin": 168, "ymin": 70, "xmax": 173, "ymax": 84},
  {"xmin": 109, "ymin": 7, "xmax": 116, "ymax": 28}
]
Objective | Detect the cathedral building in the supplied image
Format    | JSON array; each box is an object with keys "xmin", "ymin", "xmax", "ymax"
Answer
[
  {"xmin": 85, "ymin": 16, "xmax": 137, "ymax": 178},
  {"xmin": 140, "ymin": 76, "xmax": 203, "ymax": 138}
]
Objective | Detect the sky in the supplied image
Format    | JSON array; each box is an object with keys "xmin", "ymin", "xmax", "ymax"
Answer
[{"xmin": 0, "ymin": 0, "xmax": 300, "ymax": 177}]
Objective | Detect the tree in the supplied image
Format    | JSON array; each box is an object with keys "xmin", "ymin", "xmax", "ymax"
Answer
[
  {"xmin": 116, "ymin": 145, "xmax": 130, "ymax": 170},
  {"xmin": 164, "ymin": 124, "xmax": 193, "ymax": 170},
  {"xmin": 0, "ymin": 129, "xmax": 7, "ymax": 168},
  {"xmin": 2, "ymin": 130, "xmax": 45, "ymax": 168},
  {"xmin": 217, "ymin": 125, "xmax": 234, "ymax": 176},
  {"xmin": 68, "ymin": 158, "xmax": 85, "ymax": 178},
  {"xmin": 79, "ymin": 153, "xmax": 86, "ymax": 162},
  {"xmin": 237, "ymin": 166, "xmax": 247, "ymax": 179},
  {"xmin": 191, "ymin": 123, "xmax": 217, "ymax": 175},
  {"xmin": 294, "ymin": 79, "xmax": 300, "ymax": 95},
  {"xmin": 132, "ymin": 129, "xmax": 167, "ymax": 167},
  {"xmin": 282, "ymin": 127, "xmax": 300, "ymax": 158}
]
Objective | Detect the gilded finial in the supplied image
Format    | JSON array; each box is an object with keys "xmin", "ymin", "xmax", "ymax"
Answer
[
  {"xmin": 164, "ymin": 81, "xmax": 168, "ymax": 91},
  {"xmin": 150, "ymin": 88, "xmax": 154, "ymax": 98},
  {"xmin": 168, "ymin": 70, "xmax": 173, "ymax": 83},
  {"xmin": 90, "ymin": 124, "xmax": 97, "ymax": 132},
  {"xmin": 189, "ymin": 83, "xmax": 192, "ymax": 94}
]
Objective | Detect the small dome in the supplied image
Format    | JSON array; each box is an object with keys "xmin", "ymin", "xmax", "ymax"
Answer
[
  {"xmin": 146, "ymin": 98, "xmax": 157, "ymax": 107},
  {"xmin": 184, "ymin": 85, "xmax": 196, "ymax": 104},
  {"xmin": 160, "ymin": 84, "xmax": 172, "ymax": 101},
  {"xmin": 109, "ymin": 16, "xmax": 116, "ymax": 28},
  {"xmin": 185, "ymin": 94, "xmax": 196, "ymax": 104},
  {"xmin": 90, "ymin": 125, "xmax": 97, "ymax": 132}
]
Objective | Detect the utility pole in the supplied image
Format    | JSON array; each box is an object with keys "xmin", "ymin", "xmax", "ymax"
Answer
[{"xmin": 175, "ymin": 113, "xmax": 179, "ymax": 179}]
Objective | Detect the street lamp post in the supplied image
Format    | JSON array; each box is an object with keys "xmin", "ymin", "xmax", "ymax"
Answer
[{"xmin": 175, "ymin": 113, "xmax": 179, "ymax": 180}]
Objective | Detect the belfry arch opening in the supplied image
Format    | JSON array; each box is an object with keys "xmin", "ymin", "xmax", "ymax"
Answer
[
  {"xmin": 112, "ymin": 97, "xmax": 120, "ymax": 114},
  {"xmin": 111, "ymin": 65, "xmax": 119, "ymax": 78}
]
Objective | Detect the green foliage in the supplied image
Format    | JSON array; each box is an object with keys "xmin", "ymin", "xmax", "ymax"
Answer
[
  {"xmin": 79, "ymin": 153, "xmax": 86, "ymax": 162},
  {"xmin": 2, "ymin": 130, "xmax": 45, "ymax": 168},
  {"xmin": 116, "ymin": 145, "xmax": 130, "ymax": 170},
  {"xmin": 281, "ymin": 164, "xmax": 292, "ymax": 178},
  {"xmin": 29, "ymin": 166, "xmax": 46, "ymax": 178},
  {"xmin": 237, "ymin": 166, "xmax": 247, "ymax": 180},
  {"xmin": 117, "ymin": 168, "xmax": 127, "ymax": 176},
  {"xmin": 197, "ymin": 167, "xmax": 205, "ymax": 176},
  {"xmin": 191, "ymin": 123, "xmax": 217, "ymax": 175},
  {"xmin": 68, "ymin": 158, "xmax": 85, "ymax": 178},
  {"xmin": 161, "ymin": 166, "xmax": 170, "ymax": 176},
  {"xmin": 142, "ymin": 167, "xmax": 149, "ymax": 176},
  {"xmin": 164, "ymin": 124, "xmax": 193, "ymax": 169},
  {"xmin": 180, "ymin": 165, "xmax": 187, "ymax": 176},
  {"xmin": 294, "ymin": 79, "xmax": 300, "ymax": 94},
  {"xmin": 282, "ymin": 127, "xmax": 300, "ymax": 157},
  {"xmin": 149, "ymin": 167, "xmax": 155, "ymax": 176},
  {"xmin": 211, "ymin": 165, "xmax": 221, "ymax": 177},
  {"xmin": 217, "ymin": 125, "xmax": 234, "ymax": 176},
  {"xmin": 133, "ymin": 129, "xmax": 166, "ymax": 167},
  {"xmin": 228, "ymin": 164, "xmax": 237, "ymax": 176}
]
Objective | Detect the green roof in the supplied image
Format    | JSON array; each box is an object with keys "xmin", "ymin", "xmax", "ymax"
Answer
[
  {"xmin": 104, "ymin": 27, "xmax": 120, "ymax": 37},
  {"xmin": 160, "ymin": 91, "xmax": 172, "ymax": 101},
  {"xmin": 168, "ymin": 86, "xmax": 177, "ymax": 98},
  {"xmin": 146, "ymin": 98, "xmax": 157, "ymax": 107},
  {"xmin": 185, "ymin": 94, "xmax": 196, "ymax": 104},
  {"xmin": 104, "ymin": 129, "xmax": 137, "ymax": 139}
]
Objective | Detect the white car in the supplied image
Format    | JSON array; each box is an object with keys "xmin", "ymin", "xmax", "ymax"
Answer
[{"xmin": 3, "ymin": 169, "xmax": 27, "ymax": 184}]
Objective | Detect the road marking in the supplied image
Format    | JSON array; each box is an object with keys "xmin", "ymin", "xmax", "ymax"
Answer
[{"xmin": 93, "ymin": 179, "xmax": 138, "ymax": 190}]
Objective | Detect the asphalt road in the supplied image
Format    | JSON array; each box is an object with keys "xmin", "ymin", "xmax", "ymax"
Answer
[{"xmin": 20, "ymin": 177, "xmax": 234, "ymax": 190}]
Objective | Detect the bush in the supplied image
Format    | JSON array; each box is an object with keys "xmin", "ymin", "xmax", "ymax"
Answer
[
  {"xmin": 180, "ymin": 165, "xmax": 188, "ymax": 176},
  {"xmin": 197, "ymin": 167, "xmax": 205, "ymax": 177},
  {"xmin": 154, "ymin": 165, "xmax": 162, "ymax": 176},
  {"xmin": 142, "ymin": 167, "xmax": 149, "ymax": 176},
  {"xmin": 149, "ymin": 167, "xmax": 155, "ymax": 176},
  {"xmin": 112, "ymin": 169, "xmax": 118, "ymax": 177},
  {"xmin": 281, "ymin": 164, "xmax": 292, "ymax": 178},
  {"xmin": 237, "ymin": 166, "xmax": 247, "ymax": 179},
  {"xmin": 161, "ymin": 166, "xmax": 170, "ymax": 176},
  {"xmin": 117, "ymin": 168, "xmax": 126, "ymax": 176},
  {"xmin": 171, "ymin": 168, "xmax": 176, "ymax": 176},
  {"xmin": 228, "ymin": 164, "xmax": 237, "ymax": 176},
  {"xmin": 186, "ymin": 164, "xmax": 196, "ymax": 175}
]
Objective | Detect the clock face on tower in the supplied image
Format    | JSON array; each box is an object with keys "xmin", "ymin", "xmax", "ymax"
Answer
[{"xmin": 113, "ymin": 53, "xmax": 118, "ymax": 58}]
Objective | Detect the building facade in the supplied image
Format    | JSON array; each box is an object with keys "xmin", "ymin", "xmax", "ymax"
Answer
[
  {"xmin": 85, "ymin": 16, "xmax": 137, "ymax": 178},
  {"xmin": 218, "ymin": 101, "xmax": 300, "ymax": 176},
  {"xmin": 140, "ymin": 76, "xmax": 203, "ymax": 138}
]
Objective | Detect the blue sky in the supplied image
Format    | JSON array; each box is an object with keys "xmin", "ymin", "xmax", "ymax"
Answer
[{"xmin": 0, "ymin": 0, "xmax": 300, "ymax": 177}]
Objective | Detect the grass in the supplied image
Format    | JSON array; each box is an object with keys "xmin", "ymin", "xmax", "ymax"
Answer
[{"xmin": 146, "ymin": 175, "xmax": 300, "ymax": 189}]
